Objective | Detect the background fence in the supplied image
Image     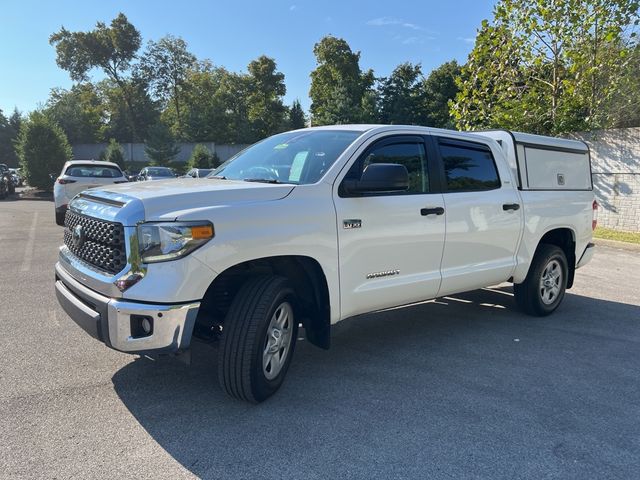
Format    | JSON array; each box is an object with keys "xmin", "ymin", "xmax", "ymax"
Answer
[
  {"xmin": 71, "ymin": 142, "xmax": 250, "ymax": 165},
  {"xmin": 573, "ymin": 128, "xmax": 640, "ymax": 232}
]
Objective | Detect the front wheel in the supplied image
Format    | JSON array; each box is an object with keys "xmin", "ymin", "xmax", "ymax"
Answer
[
  {"xmin": 218, "ymin": 275, "xmax": 298, "ymax": 403},
  {"xmin": 514, "ymin": 244, "xmax": 568, "ymax": 316}
]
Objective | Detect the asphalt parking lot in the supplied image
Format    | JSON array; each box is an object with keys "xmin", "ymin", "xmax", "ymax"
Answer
[{"xmin": 1, "ymin": 199, "xmax": 639, "ymax": 480}]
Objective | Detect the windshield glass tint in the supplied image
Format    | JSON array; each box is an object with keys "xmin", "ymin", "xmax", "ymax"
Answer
[
  {"xmin": 147, "ymin": 168, "xmax": 174, "ymax": 177},
  {"xmin": 65, "ymin": 165, "xmax": 122, "ymax": 178},
  {"xmin": 209, "ymin": 130, "xmax": 362, "ymax": 184}
]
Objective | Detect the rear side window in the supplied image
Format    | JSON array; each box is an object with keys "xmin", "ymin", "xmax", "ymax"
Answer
[
  {"xmin": 65, "ymin": 165, "xmax": 122, "ymax": 178},
  {"xmin": 438, "ymin": 140, "xmax": 500, "ymax": 192}
]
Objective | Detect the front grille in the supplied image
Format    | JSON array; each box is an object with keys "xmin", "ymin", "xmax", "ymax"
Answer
[{"xmin": 64, "ymin": 211, "xmax": 127, "ymax": 274}]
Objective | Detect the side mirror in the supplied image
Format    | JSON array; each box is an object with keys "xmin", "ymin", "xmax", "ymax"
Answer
[{"xmin": 342, "ymin": 163, "xmax": 410, "ymax": 195}]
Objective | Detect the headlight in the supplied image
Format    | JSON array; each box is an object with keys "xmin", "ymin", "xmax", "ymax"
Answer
[{"xmin": 137, "ymin": 221, "xmax": 214, "ymax": 263}]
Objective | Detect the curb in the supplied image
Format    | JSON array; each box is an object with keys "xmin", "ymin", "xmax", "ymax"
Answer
[{"xmin": 593, "ymin": 237, "xmax": 640, "ymax": 252}]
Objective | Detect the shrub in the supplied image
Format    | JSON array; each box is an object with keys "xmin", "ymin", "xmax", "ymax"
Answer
[
  {"xmin": 144, "ymin": 122, "xmax": 180, "ymax": 166},
  {"xmin": 188, "ymin": 144, "xmax": 213, "ymax": 169},
  {"xmin": 16, "ymin": 111, "xmax": 71, "ymax": 190},
  {"xmin": 101, "ymin": 138, "xmax": 126, "ymax": 169}
]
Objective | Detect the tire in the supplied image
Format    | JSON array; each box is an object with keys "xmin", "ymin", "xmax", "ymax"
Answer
[
  {"xmin": 514, "ymin": 244, "xmax": 568, "ymax": 316},
  {"xmin": 218, "ymin": 275, "xmax": 298, "ymax": 403},
  {"xmin": 55, "ymin": 210, "xmax": 66, "ymax": 226}
]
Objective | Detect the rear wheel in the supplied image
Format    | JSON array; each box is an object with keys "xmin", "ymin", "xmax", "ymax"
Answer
[
  {"xmin": 514, "ymin": 244, "xmax": 568, "ymax": 316},
  {"xmin": 218, "ymin": 275, "xmax": 298, "ymax": 403}
]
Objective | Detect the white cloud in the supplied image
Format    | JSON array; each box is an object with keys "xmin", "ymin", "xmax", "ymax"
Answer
[
  {"xmin": 367, "ymin": 17, "xmax": 424, "ymax": 31},
  {"xmin": 289, "ymin": 5, "xmax": 297, "ymax": 11},
  {"xmin": 457, "ymin": 36, "xmax": 475, "ymax": 44}
]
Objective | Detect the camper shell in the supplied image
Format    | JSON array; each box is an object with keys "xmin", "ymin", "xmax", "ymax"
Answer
[{"xmin": 472, "ymin": 130, "xmax": 592, "ymax": 191}]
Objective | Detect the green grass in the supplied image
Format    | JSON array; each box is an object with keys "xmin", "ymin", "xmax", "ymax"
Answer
[{"xmin": 594, "ymin": 227, "xmax": 640, "ymax": 244}]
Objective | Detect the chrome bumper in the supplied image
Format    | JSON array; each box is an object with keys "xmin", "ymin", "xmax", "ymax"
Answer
[{"xmin": 55, "ymin": 262, "xmax": 199, "ymax": 354}]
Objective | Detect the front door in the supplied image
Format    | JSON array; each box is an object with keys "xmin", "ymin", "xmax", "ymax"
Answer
[{"xmin": 333, "ymin": 135, "xmax": 446, "ymax": 320}]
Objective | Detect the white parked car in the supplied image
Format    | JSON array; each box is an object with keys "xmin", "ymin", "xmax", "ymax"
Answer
[
  {"xmin": 54, "ymin": 125, "xmax": 596, "ymax": 403},
  {"xmin": 54, "ymin": 160, "xmax": 128, "ymax": 225}
]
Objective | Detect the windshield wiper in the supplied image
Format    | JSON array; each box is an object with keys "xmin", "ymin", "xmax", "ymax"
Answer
[
  {"xmin": 243, "ymin": 178, "xmax": 288, "ymax": 184},
  {"xmin": 209, "ymin": 175, "xmax": 227, "ymax": 180}
]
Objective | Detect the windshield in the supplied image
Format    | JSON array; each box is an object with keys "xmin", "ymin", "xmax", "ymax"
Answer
[
  {"xmin": 209, "ymin": 130, "xmax": 362, "ymax": 184},
  {"xmin": 147, "ymin": 167, "xmax": 174, "ymax": 177}
]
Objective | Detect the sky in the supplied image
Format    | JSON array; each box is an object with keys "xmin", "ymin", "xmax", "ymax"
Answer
[{"xmin": 0, "ymin": 0, "xmax": 495, "ymax": 116}]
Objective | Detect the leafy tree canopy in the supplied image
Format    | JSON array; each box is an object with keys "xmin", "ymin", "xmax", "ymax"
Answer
[
  {"xmin": 137, "ymin": 35, "xmax": 196, "ymax": 135},
  {"xmin": 451, "ymin": 0, "xmax": 640, "ymax": 134},
  {"xmin": 289, "ymin": 100, "xmax": 307, "ymax": 129},
  {"xmin": 309, "ymin": 36, "xmax": 375, "ymax": 125},
  {"xmin": 16, "ymin": 112, "xmax": 72, "ymax": 189}
]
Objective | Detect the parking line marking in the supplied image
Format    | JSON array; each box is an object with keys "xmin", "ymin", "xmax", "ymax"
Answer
[{"xmin": 20, "ymin": 212, "xmax": 39, "ymax": 272}]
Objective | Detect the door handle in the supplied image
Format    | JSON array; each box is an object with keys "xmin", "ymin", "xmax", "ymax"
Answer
[
  {"xmin": 421, "ymin": 207, "xmax": 445, "ymax": 216},
  {"xmin": 503, "ymin": 203, "xmax": 520, "ymax": 211}
]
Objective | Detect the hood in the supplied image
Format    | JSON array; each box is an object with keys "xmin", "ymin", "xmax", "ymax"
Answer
[{"xmin": 90, "ymin": 178, "xmax": 295, "ymax": 220}]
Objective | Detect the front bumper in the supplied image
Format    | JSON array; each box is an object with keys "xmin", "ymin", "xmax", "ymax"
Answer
[{"xmin": 55, "ymin": 262, "xmax": 199, "ymax": 354}]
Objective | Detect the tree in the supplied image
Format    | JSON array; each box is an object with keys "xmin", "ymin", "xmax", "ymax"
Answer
[
  {"xmin": 175, "ymin": 63, "xmax": 252, "ymax": 143},
  {"xmin": 608, "ymin": 43, "xmax": 640, "ymax": 127},
  {"xmin": 50, "ymin": 13, "xmax": 144, "ymax": 139},
  {"xmin": 246, "ymin": 56, "xmax": 287, "ymax": 140},
  {"xmin": 144, "ymin": 122, "xmax": 180, "ymax": 165},
  {"xmin": 101, "ymin": 138, "xmax": 126, "ymax": 169},
  {"xmin": 187, "ymin": 143, "xmax": 213, "ymax": 169},
  {"xmin": 98, "ymin": 78, "xmax": 160, "ymax": 143},
  {"xmin": 451, "ymin": 0, "xmax": 640, "ymax": 134},
  {"xmin": 44, "ymin": 84, "xmax": 104, "ymax": 144},
  {"xmin": 309, "ymin": 36, "xmax": 375, "ymax": 125},
  {"xmin": 137, "ymin": 35, "xmax": 196, "ymax": 136},
  {"xmin": 289, "ymin": 100, "xmax": 307, "ymax": 129},
  {"xmin": 378, "ymin": 62, "xmax": 425, "ymax": 125},
  {"xmin": 0, "ymin": 108, "xmax": 22, "ymax": 167},
  {"xmin": 16, "ymin": 112, "xmax": 72, "ymax": 190},
  {"xmin": 422, "ymin": 60, "xmax": 461, "ymax": 129}
]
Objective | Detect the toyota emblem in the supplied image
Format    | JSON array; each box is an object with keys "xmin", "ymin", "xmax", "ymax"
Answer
[{"xmin": 72, "ymin": 225, "xmax": 85, "ymax": 249}]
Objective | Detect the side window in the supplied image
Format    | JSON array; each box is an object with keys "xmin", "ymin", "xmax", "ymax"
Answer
[
  {"xmin": 438, "ymin": 140, "xmax": 500, "ymax": 192},
  {"xmin": 345, "ymin": 141, "xmax": 429, "ymax": 194}
]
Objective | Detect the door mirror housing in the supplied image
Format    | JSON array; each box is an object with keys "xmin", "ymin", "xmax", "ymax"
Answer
[{"xmin": 342, "ymin": 163, "xmax": 410, "ymax": 195}]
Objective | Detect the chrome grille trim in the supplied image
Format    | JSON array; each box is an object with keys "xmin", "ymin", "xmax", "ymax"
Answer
[{"xmin": 63, "ymin": 211, "xmax": 126, "ymax": 274}]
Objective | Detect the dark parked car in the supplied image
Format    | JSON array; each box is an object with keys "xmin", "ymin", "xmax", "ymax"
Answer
[
  {"xmin": 0, "ymin": 164, "xmax": 15, "ymax": 197},
  {"xmin": 137, "ymin": 166, "xmax": 177, "ymax": 181},
  {"xmin": 9, "ymin": 168, "xmax": 22, "ymax": 187},
  {"xmin": 183, "ymin": 168, "xmax": 213, "ymax": 178}
]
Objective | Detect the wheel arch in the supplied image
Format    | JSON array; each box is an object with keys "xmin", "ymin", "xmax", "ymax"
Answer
[
  {"xmin": 535, "ymin": 227, "xmax": 577, "ymax": 288},
  {"xmin": 196, "ymin": 255, "xmax": 331, "ymax": 349}
]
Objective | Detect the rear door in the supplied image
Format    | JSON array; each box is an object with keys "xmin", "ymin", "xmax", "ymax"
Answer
[
  {"xmin": 333, "ymin": 135, "xmax": 446, "ymax": 319},
  {"xmin": 434, "ymin": 135, "xmax": 523, "ymax": 296}
]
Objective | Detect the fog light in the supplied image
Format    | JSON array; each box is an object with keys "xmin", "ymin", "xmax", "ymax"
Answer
[
  {"xmin": 130, "ymin": 314, "xmax": 153, "ymax": 338},
  {"xmin": 142, "ymin": 317, "xmax": 152, "ymax": 334}
]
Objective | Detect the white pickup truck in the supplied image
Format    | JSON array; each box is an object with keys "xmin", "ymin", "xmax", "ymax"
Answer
[{"xmin": 55, "ymin": 125, "xmax": 596, "ymax": 403}]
